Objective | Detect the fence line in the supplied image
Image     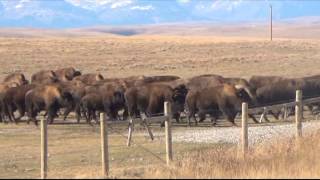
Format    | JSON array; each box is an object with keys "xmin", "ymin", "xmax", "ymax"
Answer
[
  {"xmin": 241, "ymin": 90, "xmax": 306, "ymax": 157},
  {"xmin": 40, "ymin": 102, "xmax": 173, "ymax": 178},
  {"xmin": 38, "ymin": 90, "xmax": 320, "ymax": 177}
]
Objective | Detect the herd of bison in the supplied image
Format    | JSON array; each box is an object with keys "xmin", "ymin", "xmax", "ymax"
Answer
[{"xmin": 1, "ymin": 67, "xmax": 320, "ymax": 127}]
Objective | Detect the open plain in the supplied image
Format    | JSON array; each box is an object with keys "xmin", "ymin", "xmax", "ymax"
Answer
[{"xmin": 1, "ymin": 23, "xmax": 320, "ymax": 178}]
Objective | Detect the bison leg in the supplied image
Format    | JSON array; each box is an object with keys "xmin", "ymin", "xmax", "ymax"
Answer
[
  {"xmin": 14, "ymin": 105, "xmax": 26, "ymax": 124},
  {"xmin": 80, "ymin": 105, "xmax": 89, "ymax": 123},
  {"xmin": 28, "ymin": 111, "xmax": 38, "ymax": 126},
  {"xmin": 62, "ymin": 107, "xmax": 72, "ymax": 121},
  {"xmin": 209, "ymin": 113, "xmax": 218, "ymax": 126},
  {"xmin": 172, "ymin": 112, "xmax": 180, "ymax": 123},
  {"xmin": 47, "ymin": 110, "xmax": 56, "ymax": 124},
  {"xmin": 87, "ymin": 110, "xmax": 93, "ymax": 125},
  {"xmin": 198, "ymin": 111, "xmax": 206, "ymax": 123},
  {"xmin": 6, "ymin": 104, "xmax": 15, "ymax": 123},
  {"xmin": 122, "ymin": 108, "xmax": 129, "ymax": 121},
  {"xmin": 93, "ymin": 111, "xmax": 98, "ymax": 124},
  {"xmin": 220, "ymin": 107, "xmax": 237, "ymax": 126},
  {"xmin": 94, "ymin": 111, "xmax": 100, "ymax": 124},
  {"xmin": 75, "ymin": 105, "xmax": 81, "ymax": 123},
  {"xmin": 187, "ymin": 109, "xmax": 196, "ymax": 127}
]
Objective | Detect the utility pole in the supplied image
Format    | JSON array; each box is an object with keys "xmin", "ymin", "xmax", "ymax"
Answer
[{"xmin": 270, "ymin": 4, "xmax": 273, "ymax": 41}]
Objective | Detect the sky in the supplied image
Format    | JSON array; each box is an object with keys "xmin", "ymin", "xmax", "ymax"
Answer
[{"xmin": 0, "ymin": 0, "xmax": 320, "ymax": 28}]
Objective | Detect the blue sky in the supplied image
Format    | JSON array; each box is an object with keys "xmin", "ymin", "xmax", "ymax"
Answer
[{"xmin": 0, "ymin": 0, "xmax": 320, "ymax": 28}]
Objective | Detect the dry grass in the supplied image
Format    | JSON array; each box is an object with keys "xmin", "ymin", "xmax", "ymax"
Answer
[
  {"xmin": 144, "ymin": 131, "xmax": 320, "ymax": 179},
  {"xmin": 0, "ymin": 123, "xmax": 215, "ymax": 179},
  {"xmin": 0, "ymin": 36, "xmax": 320, "ymax": 81}
]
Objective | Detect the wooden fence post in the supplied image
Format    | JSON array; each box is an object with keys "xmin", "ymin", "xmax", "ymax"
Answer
[
  {"xmin": 295, "ymin": 90, "xmax": 302, "ymax": 141},
  {"xmin": 127, "ymin": 119, "xmax": 134, "ymax": 147},
  {"xmin": 164, "ymin": 102, "xmax": 173, "ymax": 165},
  {"xmin": 242, "ymin": 102, "xmax": 248, "ymax": 158},
  {"xmin": 141, "ymin": 113, "xmax": 154, "ymax": 141},
  {"xmin": 259, "ymin": 107, "xmax": 267, "ymax": 123},
  {"xmin": 100, "ymin": 113, "xmax": 109, "ymax": 177},
  {"xmin": 41, "ymin": 116, "xmax": 48, "ymax": 179}
]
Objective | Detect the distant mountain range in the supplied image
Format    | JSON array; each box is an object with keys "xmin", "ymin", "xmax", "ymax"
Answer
[{"xmin": 1, "ymin": 16, "xmax": 320, "ymax": 39}]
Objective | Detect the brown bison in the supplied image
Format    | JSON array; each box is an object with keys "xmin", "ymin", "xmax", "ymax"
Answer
[
  {"xmin": 3, "ymin": 73, "xmax": 29, "ymax": 86},
  {"xmin": 80, "ymin": 82, "xmax": 127, "ymax": 123},
  {"xmin": 186, "ymin": 83, "xmax": 253, "ymax": 126},
  {"xmin": 0, "ymin": 83, "xmax": 20, "ymax": 122},
  {"xmin": 25, "ymin": 85, "xmax": 73, "ymax": 125},
  {"xmin": 54, "ymin": 67, "xmax": 81, "ymax": 82},
  {"xmin": 73, "ymin": 73, "xmax": 104, "ymax": 85},
  {"xmin": 53, "ymin": 81, "xmax": 87, "ymax": 122},
  {"xmin": 31, "ymin": 70, "xmax": 59, "ymax": 84},
  {"xmin": 186, "ymin": 74, "xmax": 225, "ymax": 90},
  {"xmin": 134, "ymin": 75, "xmax": 181, "ymax": 86},
  {"xmin": 249, "ymin": 75, "xmax": 287, "ymax": 90},
  {"xmin": 186, "ymin": 75, "xmax": 257, "ymax": 109},
  {"xmin": 80, "ymin": 93, "xmax": 104, "ymax": 124},
  {"xmin": 2, "ymin": 84, "xmax": 38, "ymax": 123},
  {"xmin": 124, "ymin": 83, "xmax": 188, "ymax": 124}
]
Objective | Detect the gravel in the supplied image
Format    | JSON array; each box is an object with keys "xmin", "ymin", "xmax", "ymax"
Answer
[{"xmin": 172, "ymin": 121, "xmax": 320, "ymax": 146}]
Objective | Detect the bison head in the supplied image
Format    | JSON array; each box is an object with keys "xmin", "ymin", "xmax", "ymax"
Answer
[
  {"xmin": 60, "ymin": 91, "xmax": 74, "ymax": 108},
  {"xmin": 235, "ymin": 84, "xmax": 257, "ymax": 106},
  {"xmin": 171, "ymin": 84, "xmax": 188, "ymax": 122}
]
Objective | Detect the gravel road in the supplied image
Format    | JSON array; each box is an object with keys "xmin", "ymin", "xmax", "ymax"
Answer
[{"xmin": 172, "ymin": 121, "xmax": 320, "ymax": 145}]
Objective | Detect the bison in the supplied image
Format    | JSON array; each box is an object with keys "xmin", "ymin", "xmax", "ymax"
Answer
[
  {"xmin": 134, "ymin": 75, "xmax": 181, "ymax": 86},
  {"xmin": 124, "ymin": 83, "xmax": 188, "ymax": 125},
  {"xmin": 3, "ymin": 73, "xmax": 29, "ymax": 86},
  {"xmin": 31, "ymin": 70, "xmax": 59, "ymax": 84},
  {"xmin": 25, "ymin": 85, "xmax": 73, "ymax": 125},
  {"xmin": 73, "ymin": 73, "xmax": 104, "ymax": 85},
  {"xmin": 54, "ymin": 67, "xmax": 81, "ymax": 82},
  {"xmin": 2, "ymin": 84, "xmax": 38, "ymax": 123},
  {"xmin": 80, "ymin": 93, "xmax": 104, "ymax": 124},
  {"xmin": 0, "ymin": 83, "xmax": 21, "ymax": 122},
  {"xmin": 53, "ymin": 81, "xmax": 87, "ymax": 122},
  {"xmin": 80, "ymin": 82, "xmax": 126, "ymax": 124},
  {"xmin": 186, "ymin": 83, "xmax": 253, "ymax": 126}
]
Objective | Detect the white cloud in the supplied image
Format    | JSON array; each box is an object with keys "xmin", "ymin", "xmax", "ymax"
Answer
[
  {"xmin": 65, "ymin": 0, "xmax": 134, "ymax": 11},
  {"xmin": 0, "ymin": 0, "xmax": 78, "ymax": 23},
  {"xmin": 130, "ymin": 5, "xmax": 154, "ymax": 11},
  {"xmin": 111, "ymin": 0, "xmax": 132, "ymax": 9},
  {"xmin": 177, "ymin": 0, "xmax": 190, "ymax": 4},
  {"xmin": 211, "ymin": 0, "xmax": 243, "ymax": 11}
]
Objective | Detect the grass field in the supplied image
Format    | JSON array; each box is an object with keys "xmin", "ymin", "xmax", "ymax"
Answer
[
  {"xmin": 0, "ymin": 36, "xmax": 320, "ymax": 81},
  {"xmin": 0, "ymin": 122, "xmax": 221, "ymax": 179}
]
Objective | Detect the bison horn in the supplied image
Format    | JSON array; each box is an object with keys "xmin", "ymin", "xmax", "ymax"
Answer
[{"xmin": 235, "ymin": 84, "xmax": 255, "ymax": 100}]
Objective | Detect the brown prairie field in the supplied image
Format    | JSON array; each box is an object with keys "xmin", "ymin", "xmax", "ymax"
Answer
[
  {"xmin": 0, "ymin": 35, "xmax": 320, "ymax": 81},
  {"xmin": 1, "ymin": 33, "xmax": 320, "ymax": 179}
]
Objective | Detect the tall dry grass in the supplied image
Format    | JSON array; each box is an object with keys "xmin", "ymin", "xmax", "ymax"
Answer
[{"xmin": 145, "ymin": 131, "xmax": 320, "ymax": 179}]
